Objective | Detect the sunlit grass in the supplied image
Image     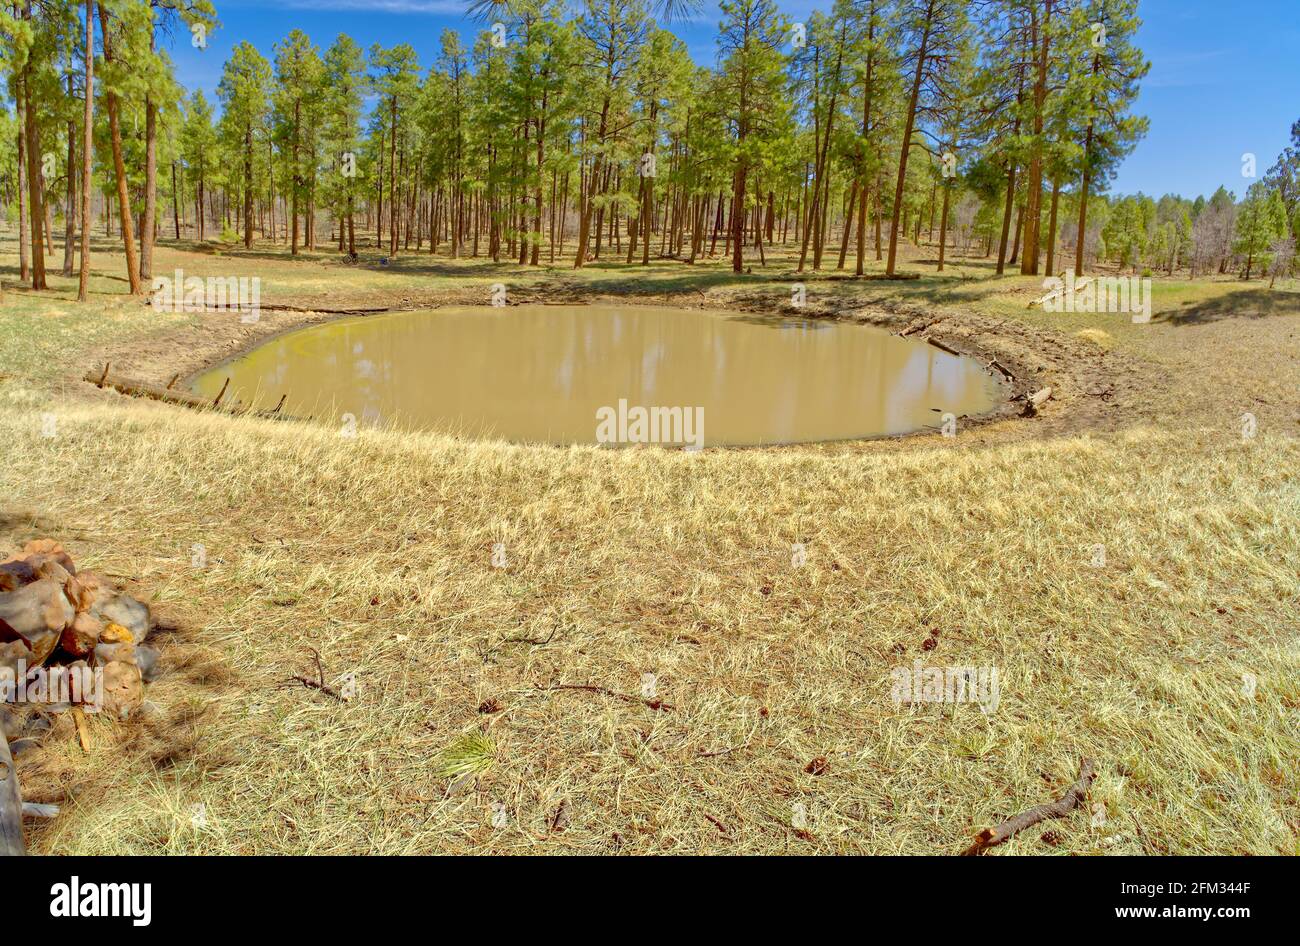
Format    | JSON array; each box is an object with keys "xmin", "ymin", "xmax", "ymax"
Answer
[{"xmin": 2, "ymin": 233, "xmax": 1298, "ymax": 854}]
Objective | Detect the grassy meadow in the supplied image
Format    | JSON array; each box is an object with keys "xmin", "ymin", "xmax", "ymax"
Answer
[{"xmin": 1, "ymin": 231, "xmax": 1298, "ymax": 854}]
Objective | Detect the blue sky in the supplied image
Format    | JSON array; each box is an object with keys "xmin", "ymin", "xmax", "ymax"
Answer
[{"xmin": 165, "ymin": 0, "xmax": 1300, "ymax": 201}]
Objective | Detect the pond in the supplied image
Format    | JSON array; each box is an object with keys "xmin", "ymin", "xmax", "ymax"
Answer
[{"xmin": 191, "ymin": 305, "xmax": 1003, "ymax": 447}]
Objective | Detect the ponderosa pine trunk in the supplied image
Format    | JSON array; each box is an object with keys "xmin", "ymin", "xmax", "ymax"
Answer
[
  {"xmin": 99, "ymin": 2, "xmax": 141, "ymax": 293},
  {"xmin": 937, "ymin": 182, "xmax": 951, "ymax": 271},
  {"xmin": 140, "ymin": 27, "xmax": 158, "ymax": 281},
  {"xmin": 20, "ymin": 12, "xmax": 47, "ymax": 290},
  {"xmin": 886, "ymin": 1, "xmax": 934, "ymax": 276},
  {"xmin": 16, "ymin": 115, "xmax": 30, "ymax": 283},
  {"xmin": 1045, "ymin": 178, "xmax": 1060, "ymax": 275},
  {"xmin": 1020, "ymin": 0, "xmax": 1052, "ymax": 276},
  {"xmin": 62, "ymin": 44, "xmax": 76, "ymax": 278},
  {"xmin": 77, "ymin": 0, "xmax": 94, "ymax": 302}
]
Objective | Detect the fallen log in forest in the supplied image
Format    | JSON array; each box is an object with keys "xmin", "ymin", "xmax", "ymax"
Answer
[
  {"xmin": 1028, "ymin": 277, "xmax": 1092, "ymax": 309},
  {"xmin": 83, "ymin": 367, "xmax": 292, "ymax": 420}
]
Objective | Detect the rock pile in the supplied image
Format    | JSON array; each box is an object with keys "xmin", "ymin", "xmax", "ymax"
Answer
[
  {"xmin": 1, "ymin": 540, "xmax": 159, "ymax": 724},
  {"xmin": 1, "ymin": 540, "xmax": 164, "ymax": 856}
]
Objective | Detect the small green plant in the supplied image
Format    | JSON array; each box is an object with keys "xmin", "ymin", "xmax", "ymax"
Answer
[
  {"xmin": 435, "ymin": 731, "xmax": 496, "ymax": 779},
  {"xmin": 219, "ymin": 225, "xmax": 240, "ymax": 245}
]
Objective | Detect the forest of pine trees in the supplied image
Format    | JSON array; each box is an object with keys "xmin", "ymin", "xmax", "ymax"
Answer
[{"xmin": 2, "ymin": 0, "xmax": 1298, "ymax": 292}]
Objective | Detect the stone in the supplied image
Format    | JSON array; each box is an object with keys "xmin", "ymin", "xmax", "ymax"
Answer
[
  {"xmin": 101, "ymin": 661, "xmax": 143, "ymax": 720},
  {"xmin": 91, "ymin": 593, "xmax": 150, "ymax": 645},
  {"xmin": 0, "ymin": 578, "xmax": 74, "ymax": 670},
  {"xmin": 136, "ymin": 645, "xmax": 161, "ymax": 683},
  {"xmin": 61, "ymin": 612, "xmax": 103, "ymax": 658}
]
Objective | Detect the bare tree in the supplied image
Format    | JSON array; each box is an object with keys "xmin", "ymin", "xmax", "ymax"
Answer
[{"xmin": 1267, "ymin": 236, "xmax": 1294, "ymax": 289}]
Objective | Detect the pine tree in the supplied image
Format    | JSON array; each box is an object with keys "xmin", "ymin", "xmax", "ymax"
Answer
[
  {"xmin": 179, "ymin": 89, "xmax": 215, "ymax": 241},
  {"xmin": 1070, "ymin": 0, "xmax": 1146, "ymax": 275},
  {"xmin": 884, "ymin": 0, "xmax": 968, "ymax": 276},
  {"xmin": 1233, "ymin": 183, "xmax": 1286, "ymax": 280},
  {"xmin": 716, "ymin": 0, "xmax": 788, "ymax": 274},
  {"xmin": 368, "ymin": 43, "xmax": 420, "ymax": 257},
  {"xmin": 218, "ymin": 40, "xmax": 272, "ymax": 248},
  {"xmin": 274, "ymin": 30, "xmax": 323, "ymax": 255},
  {"xmin": 321, "ymin": 33, "xmax": 367, "ymax": 257}
]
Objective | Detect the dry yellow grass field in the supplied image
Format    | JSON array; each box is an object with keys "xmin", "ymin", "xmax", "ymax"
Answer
[{"xmin": 2, "ymin": 235, "xmax": 1298, "ymax": 854}]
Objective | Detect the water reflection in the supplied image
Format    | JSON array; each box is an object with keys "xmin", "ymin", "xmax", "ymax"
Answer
[{"xmin": 192, "ymin": 305, "xmax": 1002, "ymax": 446}]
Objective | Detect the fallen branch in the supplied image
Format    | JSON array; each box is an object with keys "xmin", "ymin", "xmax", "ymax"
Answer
[
  {"xmin": 84, "ymin": 369, "xmax": 297, "ymax": 421},
  {"xmin": 923, "ymin": 336, "xmax": 963, "ymax": 357},
  {"xmin": 501, "ymin": 628, "xmax": 557, "ymax": 647},
  {"xmin": 961, "ymin": 758, "xmax": 1096, "ymax": 856},
  {"xmin": 1018, "ymin": 386, "xmax": 1054, "ymax": 417},
  {"xmin": 987, "ymin": 359, "xmax": 1015, "ymax": 382},
  {"xmin": 71, "ymin": 707, "xmax": 91, "ymax": 752},
  {"xmin": 1028, "ymin": 278, "xmax": 1091, "ymax": 309},
  {"xmin": 211, "ymin": 377, "xmax": 231, "ymax": 409},
  {"xmin": 899, "ymin": 318, "xmax": 941, "ymax": 337},
  {"xmin": 537, "ymin": 683, "xmax": 674, "ymax": 711},
  {"xmin": 140, "ymin": 298, "xmax": 392, "ymax": 316},
  {"xmin": 283, "ymin": 648, "xmax": 347, "ymax": 703}
]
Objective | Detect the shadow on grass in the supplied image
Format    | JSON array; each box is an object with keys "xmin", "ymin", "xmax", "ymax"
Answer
[{"xmin": 1162, "ymin": 287, "xmax": 1300, "ymax": 326}]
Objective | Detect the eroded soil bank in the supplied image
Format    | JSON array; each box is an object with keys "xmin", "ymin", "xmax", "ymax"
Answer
[{"xmin": 74, "ymin": 283, "xmax": 1165, "ymax": 449}]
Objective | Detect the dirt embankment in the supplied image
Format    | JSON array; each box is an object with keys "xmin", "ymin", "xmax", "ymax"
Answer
[{"xmin": 76, "ymin": 283, "xmax": 1162, "ymax": 445}]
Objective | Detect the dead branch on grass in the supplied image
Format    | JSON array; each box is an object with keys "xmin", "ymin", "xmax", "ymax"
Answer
[
  {"xmin": 283, "ymin": 648, "xmax": 347, "ymax": 703},
  {"xmin": 537, "ymin": 682, "xmax": 674, "ymax": 711},
  {"xmin": 501, "ymin": 628, "xmax": 557, "ymax": 647},
  {"xmin": 961, "ymin": 758, "xmax": 1096, "ymax": 855}
]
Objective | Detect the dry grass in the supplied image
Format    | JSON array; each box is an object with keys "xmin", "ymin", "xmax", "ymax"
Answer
[
  {"xmin": 2, "ymin": 390, "xmax": 1296, "ymax": 854},
  {"xmin": 2, "ymin": 234, "xmax": 1298, "ymax": 854}
]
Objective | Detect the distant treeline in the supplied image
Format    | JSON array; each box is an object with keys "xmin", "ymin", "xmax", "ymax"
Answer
[{"xmin": 2, "ymin": 0, "xmax": 1297, "ymax": 293}]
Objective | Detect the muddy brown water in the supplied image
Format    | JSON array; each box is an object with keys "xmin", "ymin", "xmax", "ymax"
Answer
[{"xmin": 191, "ymin": 305, "xmax": 1003, "ymax": 446}]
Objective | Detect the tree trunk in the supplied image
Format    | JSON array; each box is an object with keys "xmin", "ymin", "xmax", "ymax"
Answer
[
  {"xmin": 20, "ymin": 23, "xmax": 47, "ymax": 290},
  {"xmin": 1044, "ymin": 178, "xmax": 1060, "ymax": 275},
  {"xmin": 99, "ymin": 2, "xmax": 141, "ymax": 293},
  {"xmin": 291, "ymin": 99, "xmax": 300, "ymax": 254},
  {"xmin": 77, "ymin": 0, "xmax": 94, "ymax": 302},
  {"xmin": 937, "ymin": 183, "xmax": 951, "ymax": 271},
  {"xmin": 238, "ymin": 129, "xmax": 251, "ymax": 247},
  {"xmin": 1020, "ymin": 0, "xmax": 1053, "ymax": 275},
  {"xmin": 172, "ymin": 161, "xmax": 181, "ymax": 239},
  {"xmin": 1075, "ymin": 123, "xmax": 1094, "ymax": 278},
  {"xmin": 389, "ymin": 99, "xmax": 398, "ymax": 256},
  {"xmin": 140, "ymin": 32, "xmax": 158, "ymax": 281},
  {"xmin": 63, "ymin": 102, "xmax": 76, "ymax": 277},
  {"xmin": 886, "ymin": 5, "xmax": 933, "ymax": 276},
  {"xmin": 1009, "ymin": 202, "xmax": 1024, "ymax": 265},
  {"xmin": 16, "ymin": 114, "xmax": 30, "ymax": 283},
  {"xmin": 996, "ymin": 163, "xmax": 1017, "ymax": 275},
  {"xmin": 1074, "ymin": 52, "xmax": 1101, "ymax": 277},
  {"xmin": 837, "ymin": 181, "xmax": 858, "ymax": 269}
]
